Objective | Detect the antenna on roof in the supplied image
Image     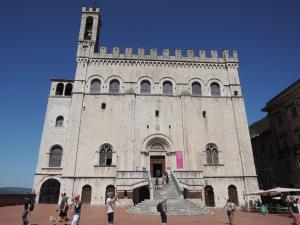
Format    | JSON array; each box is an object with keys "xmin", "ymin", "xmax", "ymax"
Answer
[{"xmin": 93, "ymin": 0, "xmax": 97, "ymax": 8}]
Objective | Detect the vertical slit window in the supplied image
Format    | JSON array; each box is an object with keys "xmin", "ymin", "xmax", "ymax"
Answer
[{"xmin": 84, "ymin": 17, "xmax": 93, "ymax": 40}]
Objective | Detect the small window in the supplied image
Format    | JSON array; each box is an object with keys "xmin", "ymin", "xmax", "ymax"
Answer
[
  {"xmin": 147, "ymin": 125, "xmax": 149, "ymax": 129},
  {"xmin": 169, "ymin": 125, "xmax": 171, "ymax": 129},
  {"xmin": 109, "ymin": 80, "xmax": 120, "ymax": 93},
  {"xmin": 101, "ymin": 103, "xmax": 106, "ymax": 109},
  {"xmin": 163, "ymin": 81, "xmax": 173, "ymax": 95},
  {"xmin": 90, "ymin": 79, "xmax": 101, "ymax": 93},
  {"xmin": 65, "ymin": 83, "xmax": 73, "ymax": 96},
  {"xmin": 210, "ymin": 82, "xmax": 221, "ymax": 96},
  {"xmin": 202, "ymin": 111, "xmax": 207, "ymax": 118},
  {"xmin": 140, "ymin": 80, "xmax": 151, "ymax": 94},
  {"xmin": 192, "ymin": 82, "xmax": 202, "ymax": 96},
  {"xmin": 55, "ymin": 83, "xmax": 64, "ymax": 96},
  {"xmin": 84, "ymin": 17, "xmax": 93, "ymax": 40},
  {"xmin": 234, "ymin": 91, "xmax": 238, "ymax": 96},
  {"xmin": 55, "ymin": 116, "xmax": 64, "ymax": 127},
  {"xmin": 124, "ymin": 190, "xmax": 128, "ymax": 197},
  {"xmin": 155, "ymin": 110, "xmax": 159, "ymax": 117},
  {"xmin": 291, "ymin": 107, "xmax": 298, "ymax": 118}
]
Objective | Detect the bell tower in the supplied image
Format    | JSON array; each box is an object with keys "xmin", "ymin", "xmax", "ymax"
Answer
[{"xmin": 77, "ymin": 7, "xmax": 102, "ymax": 57}]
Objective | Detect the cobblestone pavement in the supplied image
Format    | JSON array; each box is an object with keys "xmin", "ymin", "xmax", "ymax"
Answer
[{"xmin": 0, "ymin": 204, "xmax": 292, "ymax": 225}]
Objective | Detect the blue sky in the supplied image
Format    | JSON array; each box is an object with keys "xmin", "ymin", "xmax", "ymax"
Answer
[{"xmin": 0, "ymin": 0, "xmax": 299, "ymax": 188}]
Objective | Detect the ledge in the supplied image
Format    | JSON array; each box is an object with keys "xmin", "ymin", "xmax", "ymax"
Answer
[
  {"xmin": 203, "ymin": 164, "xmax": 224, "ymax": 166},
  {"xmin": 41, "ymin": 167, "xmax": 63, "ymax": 170},
  {"xmin": 94, "ymin": 165, "xmax": 116, "ymax": 167}
]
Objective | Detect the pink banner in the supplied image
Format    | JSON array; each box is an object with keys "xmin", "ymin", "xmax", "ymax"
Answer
[{"xmin": 176, "ymin": 150, "xmax": 183, "ymax": 169}]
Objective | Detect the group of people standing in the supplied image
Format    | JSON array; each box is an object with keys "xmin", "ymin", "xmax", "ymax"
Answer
[
  {"xmin": 154, "ymin": 172, "xmax": 169, "ymax": 190},
  {"xmin": 56, "ymin": 191, "xmax": 117, "ymax": 225}
]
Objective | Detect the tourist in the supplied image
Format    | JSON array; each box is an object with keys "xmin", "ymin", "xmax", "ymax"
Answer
[
  {"xmin": 22, "ymin": 197, "xmax": 33, "ymax": 225},
  {"xmin": 160, "ymin": 197, "xmax": 168, "ymax": 225},
  {"xmin": 155, "ymin": 177, "xmax": 159, "ymax": 190},
  {"xmin": 224, "ymin": 199, "xmax": 235, "ymax": 225},
  {"xmin": 57, "ymin": 193, "xmax": 69, "ymax": 222},
  {"xmin": 70, "ymin": 195, "xmax": 81, "ymax": 225},
  {"xmin": 106, "ymin": 190, "xmax": 118, "ymax": 225},
  {"xmin": 290, "ymin": 198, "xmax": 300, "ymax": 225},
  {"xmin": 165, "ymin": 172, "xmax": 169, "ymax": 185}
]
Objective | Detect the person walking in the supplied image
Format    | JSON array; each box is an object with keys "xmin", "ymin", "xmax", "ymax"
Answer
[
  {"xmin": 70, "ymin": 195, "xmax": 81, "ymax": 225},
  {"xmin": 22, "ymin": 197, "xmax": 33, "ymax": 225},
  {"xmin": 57, "ymin": 193, "xmax": 69, "ymax": 222},
  {"xmin": 106, "ymin": 190, "xmax": 118, "ymax": 225},
  {"xmin": 289, "ymin": 198, "xmax": 300, "ymax": 225},
  {"xmin": 224, "ymin": 199, "xmax": 235, "ymax": 225},
  {"xmin": 160, "ymin": 197, "xmax": 167, "ymax": 225}
]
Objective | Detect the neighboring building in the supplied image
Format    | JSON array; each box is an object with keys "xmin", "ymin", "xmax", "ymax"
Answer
[
  {"xmin": 33, "ymin": 6, "xmax": 258, "ymax": 207},
  {"xmin": 250, "ymin": 79, "xmax": 300, "ymax": 190}
]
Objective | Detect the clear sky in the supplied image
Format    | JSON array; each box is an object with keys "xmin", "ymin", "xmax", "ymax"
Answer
[{"xmin": 0, "ymin": 0, "xmax": 299, "ymax": 188}]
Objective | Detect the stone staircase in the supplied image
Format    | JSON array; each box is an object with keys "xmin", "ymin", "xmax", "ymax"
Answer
[{"xmin": 128, "ymin": 175, "xmax": 212, "ymax": 215}]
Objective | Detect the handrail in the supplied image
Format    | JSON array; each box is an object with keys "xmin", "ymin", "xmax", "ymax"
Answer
[
  {"xmin": 170, "ymin": 170, "xmax": 184, "ymax": 199},
  {"xmin": 148, "ymin": 172, "xmax": 154, "ymax": 199}
]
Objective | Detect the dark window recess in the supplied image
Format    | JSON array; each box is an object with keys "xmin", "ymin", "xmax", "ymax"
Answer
[
  {"xmin": 84, "ymin": 17, "xmax": 93, "ymax": 40},
  {"xmin": 203, "ymin": 111, "xmax": 207, "ymax": 118},
  {"xmin": 124, "ymin": 190, "xmax": 128, "ymax": 197},
  {"xmin": 278, "ymin": 115, "xmax": 283, "ymax": 126},
  {"xmin": 163, "ymin": 81, "xmax": 173, "ymax": 95},
  {"xmin": 292, "ymin": 107, "xmax": 298, "ymax": 118},
  {"xmin": 169, "ymin": 125, "xmax": 171, "ymax": 129},
  {"xmin": 101, "ymin": 103, "xmax": 106, "ymax": 109},
  {"xmin": 65, "ymin": 83, "xmax": 73, "ymax": 96},
  {"xmin": 211, "ymin": 82, "xmax": 220, "ymax": 96},
  {"xmin": 234, "ymin": 91, "xmax": 238, "ymax": 96},
  {"xmin": 155, "ymin": 110, "xmax": 159, "ymax": 117},
  {"xmin": 147, "ymin": 125, "xmax": 149, "ymax": 129},
  {"xmin": 55, "ymin": 83, "xmax": 64, "ymax": 96}
]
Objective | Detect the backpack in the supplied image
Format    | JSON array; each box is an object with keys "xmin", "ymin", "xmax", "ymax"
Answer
[{"xmin": 157, "ymin": 202, "xmax": 162, "ymax": 212}]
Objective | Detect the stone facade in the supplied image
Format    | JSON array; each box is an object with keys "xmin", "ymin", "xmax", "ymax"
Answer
[
  {"xmin": 33, "ymin": 7, "xmax": 258, "ymax": 207},
  {"xmin": 250, "ymin": 79, "xmax": 300, "ymax": 189}
]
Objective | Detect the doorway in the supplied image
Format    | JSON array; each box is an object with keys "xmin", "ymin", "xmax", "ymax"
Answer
[
  {"xmin": 150, "ymin": 156, "xmax": 165, "ymax": 177},
  {"xmin": 81, "ymin": 185, "xmax": 92, "ymax": 204},
  {"xmin": 39, "ymin": 179, "xmax": 60, "ymax": 204}
]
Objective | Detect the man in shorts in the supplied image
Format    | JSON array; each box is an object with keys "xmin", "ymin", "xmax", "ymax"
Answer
[
  {"xmin": 224, "ymin": 199, "xmax": 235, "ymax": 225},
  {"xmin": 106, "ymin": 191, "xmax": 118, "ymax": 225}
]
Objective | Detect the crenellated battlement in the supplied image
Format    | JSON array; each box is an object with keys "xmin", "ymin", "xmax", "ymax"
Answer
[
  {"xmin": 82, "ymin": 7, "xmax": 100, "ymax": 13},
  {"xmin": 86, "ymin": 46, "xmax": 238, "ymax": 63}
]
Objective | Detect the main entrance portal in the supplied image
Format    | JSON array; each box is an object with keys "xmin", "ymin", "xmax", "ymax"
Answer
[{"xmin": 150, "ymin": 156, "xmax": 165, "ymax": 177}]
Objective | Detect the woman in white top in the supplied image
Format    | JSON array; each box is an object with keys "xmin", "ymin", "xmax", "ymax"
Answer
[{"xmin": 106, "ymin": 191, "xmax": 118, "ymax": 225}]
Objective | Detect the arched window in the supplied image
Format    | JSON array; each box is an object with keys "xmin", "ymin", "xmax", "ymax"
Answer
[
  {"xmin": 99, "ymin": 144, "xmax": 113, "ymax": 166},
  {"xmin": 140, "ymin": 80, "xmax": 151, "ymax": 94},
  {"xmin": 49, "ymin": 145, "xmax": 63, "ymax": 167},
  {"xmin": 150, "ymin": 143, "xmax": 165, "ymax": 151},
  {"xmin": 109, "ymin": 80, "xmax": 120, "ymax": 93},
  {"xmin": 84, "ymin": 17, "xmax": 93, "ymax": 40},
  {"xmin": 65, "ymin": 83, "xmax": 73, "ymax": 96},
  {"xmin": 55, "ymin": 116, "xmax": 64, "ymax": 127},
  {"xmin": 55, "ymin": 83, "xmax": 64, "ymax": 96},
  {"xmin": 192, "ymin": 82, "xmax": 202, "ymax": 96},
  {"xmin": 163, "ymin": 81, "xmax": 173, "ymax": 95},
  {"xmin": 211, "ymin": 82, "xmax": 221, "ymax": 96},
  {"xmin": 90, "ymin": 79, "xmax": 101, "ymax": 93},
  {"xmin": 206, "ymin": 143, "xmax": 219, "ymax": 165}
]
